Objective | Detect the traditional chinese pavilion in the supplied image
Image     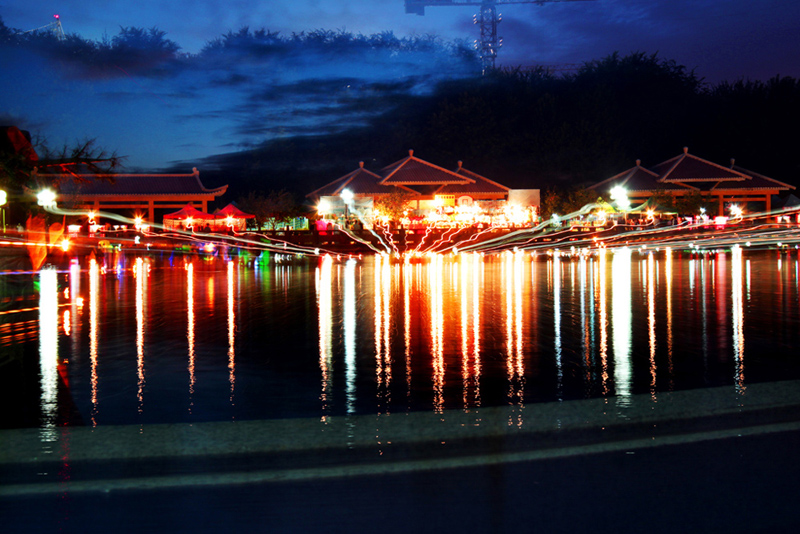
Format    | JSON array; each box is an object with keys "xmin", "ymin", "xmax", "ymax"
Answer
[
  {"xmin": 590, "ymin": 147, "xmax": 794, "ymax": 214},
  {"xmin": 53, "ymin": 168, "xmax": 228, "ymax": 223},
  {"xmin": 307, "ymin": 150, "xmax": 511, "ymax": 211}
]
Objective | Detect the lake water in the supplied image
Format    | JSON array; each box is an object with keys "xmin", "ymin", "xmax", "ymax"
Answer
[{"xmin": 3, "ymin": 247, "xmax": 800, "ymax": 430}]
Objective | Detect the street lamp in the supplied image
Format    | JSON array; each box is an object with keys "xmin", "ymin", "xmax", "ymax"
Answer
[
  {"xmin": 609, "ymin": 185, "xmax": 630, "ymax": 223},
  {"xmin": 609, "ymin": 185, "xmax": 630, "ymax": 211},
  {"xmin": 37, "ymin": 189, "xmax": 57, "ymax": 208}
]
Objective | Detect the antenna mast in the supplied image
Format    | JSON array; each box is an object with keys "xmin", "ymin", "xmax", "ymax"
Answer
[
  {"xmin": 21, "ymin": 14, "xmax": 66, "ymax": 41},
  {"xmin": 405, "ymin": 1, "xmax": 593, "ymax": 74}
]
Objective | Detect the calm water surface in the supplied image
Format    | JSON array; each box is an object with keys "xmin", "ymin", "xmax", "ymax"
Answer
[{"xmin": 4, "ymin": 247, "xmax": 800, "ymax": 429}]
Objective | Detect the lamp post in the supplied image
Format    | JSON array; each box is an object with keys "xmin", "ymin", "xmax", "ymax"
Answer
[{"xmin": 0, "ymin": 189, "xmax": 6, "ymax": 234}]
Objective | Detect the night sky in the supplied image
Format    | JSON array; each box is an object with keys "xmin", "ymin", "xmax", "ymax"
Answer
[{"xmin": 2, "ymin": 0, "xmax": 799, "ymax": 174}]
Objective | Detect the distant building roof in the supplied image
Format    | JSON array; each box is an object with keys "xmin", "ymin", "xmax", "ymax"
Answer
[
  {"xmin": 590, "ymin": 148, "xmax": 794, "ymax": 195},
  {"xmin": 307, "ymin": 162, "xmax": 396, "ymax": 198},
  {"xmin": 307, "ymin": 151, "xmax": 512, "ymax": 201},
  {"xmin": 379, "ymin": 150, "xmax": 471, "ymax": 186},
  {"xmin": 590, "ymin": 160, "xmax": 694, "ymax": 193},
  {"xmin": 653, "ymin": 148, "xmax": 749, "ymax": 185},
  {"xmin": 54, "ymin": 168, "xmax": 228, "ymax": 198},
  {"xmin": 438, "ymin": 162, "xmax": 511, "ymax": 195}
]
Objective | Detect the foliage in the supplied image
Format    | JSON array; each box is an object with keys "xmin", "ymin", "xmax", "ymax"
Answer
[
  {"xmin": 539, "ymin": 187, "xmax": 597, "ymax": 219},
  {"xmin": 373, "ymin": 190, "xmax": 415, "ymax": 222},
  {"xmin": 1, "ymin": 134, "xmax": 120, "ymax": 194},
  {"xmin": 647, "ymin": 190, "xmax": 719, "ymax": 216},
  {"xmin": 236, "ymin": 190, "xmax": 300, "ymax": 228}
]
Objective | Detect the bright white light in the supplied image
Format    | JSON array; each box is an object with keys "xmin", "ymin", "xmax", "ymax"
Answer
[
  {"xmin": 37, "ymin": 189, "xmax": 57, "ymax": 207},
  {"xmin": 318, "ymin": 199, "xmax": 330, "ymax": 214},
  {"xmin": 340, "ymin": 189, "xmax": 354, "ymax": 203},
  {"xmin": 0, "ymin": 189, "xmax": 6, "ymax": 206},
  {"xmin": 610, "ymin": 185, "xmax": 630, "ymax": 210}
]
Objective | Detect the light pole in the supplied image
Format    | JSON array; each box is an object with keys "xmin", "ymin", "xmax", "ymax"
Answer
[{"xmin": 0, "ymin": 189, "xmax": 6, "ymax": 234}]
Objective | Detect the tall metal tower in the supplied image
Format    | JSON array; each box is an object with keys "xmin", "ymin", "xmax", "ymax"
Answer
[
  {"xmin": 21, "ymin": 14, "xmax": 66, "ymax": 41},
  {"xmin": 405, "ymin": 1, "xmax": 593, "ymax": 74}
]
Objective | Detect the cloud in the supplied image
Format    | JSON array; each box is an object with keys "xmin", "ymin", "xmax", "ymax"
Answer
[{"xmin": 1, "ymin": 24, "xmax": 479, "ymax": 170}]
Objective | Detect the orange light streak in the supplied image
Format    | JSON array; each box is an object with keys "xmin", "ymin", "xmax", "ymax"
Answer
[
  {"xmin": 89, "ymin": 259, "xmax": 99, "ymax": 426},
  {"xmin": 647, "ymin": 253, "xmax": 657, "ymax": 400},
  {"xmin": 135, "ymin": 257, "xmax": 146, "ymax": 414},
  {"xmin": 187, "ymin": 262, "xmax": 195, "ymax": 413},
  {"xmin": 227, "ymin": 261, "xmax": 236, "ymax": 405}
]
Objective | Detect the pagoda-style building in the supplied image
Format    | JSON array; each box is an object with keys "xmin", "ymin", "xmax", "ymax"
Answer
[
  {"xmin": 590, "ymin": 147, "xmax": 794, "ymax": 214},
  {"xmin": 307, "ymin": 150, "xmax": 510, "ymax": 211},
  {"xmin": 51, "ymin": 168, "xmax": 228, "ymax": 222}
]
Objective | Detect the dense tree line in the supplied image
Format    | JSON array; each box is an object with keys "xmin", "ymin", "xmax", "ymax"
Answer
[{"xmin": 208, "ymin": 52, "xmax": 800, "ymax": 204}]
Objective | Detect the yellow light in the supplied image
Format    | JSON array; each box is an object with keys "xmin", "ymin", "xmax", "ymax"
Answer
[{"xmin": 60, "ymin": 239, "xmax": 70, "ymax": 251}]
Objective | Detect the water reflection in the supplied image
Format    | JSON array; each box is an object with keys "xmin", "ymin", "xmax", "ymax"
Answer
[
  {"xmin": 227, "ymin": 260, "xmax": 236, "ymax": 405},
  {"xmin": 429, "ymin": 253, "xmax": 445, "ymax": 415},
  {"xmin": 731, "ymin": 246, "xmax": 745, "ymax": 394},
  {"xmin": 89, "ymin": 258, "xmax": 99, "ymax": 426},
  {"xmin": 187, "ymin": 262, "xmax": 195, "ymax": 413},
  {"xmin": 39, "ymin": 266, "xmax": 59, "ymax": 447},
  {"xmin": 29, "ymin": 249, "xmax": 800, "ymax": 429},
  {"xmin": 552, "ymin": 251, "xmax": 562, "ymax": 401},
  {"xmin": 612, "ymin": 247, "xmax": 632, "ymax": 409},
  {"xmin": 344, "ymin": 258, "xmax": 357, "ymax": 415},
  {"xmin": 647, "ymin": 252, "xmax": 657, "ymax": 400},
  {"xmin": 597, "ymin": 249, "xmax": 609, "ymax": 394},
  {"xmin": 135, "ymin": 258, "xmax": 146, "ymax": 414},
  {"xmin": 317, "ymin": 255, "xmax": 333, "ymax": 417}
]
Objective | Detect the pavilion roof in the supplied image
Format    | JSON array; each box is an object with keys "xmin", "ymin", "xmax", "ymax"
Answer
[
  {"xmin": 653, "ymin": 148, "xmax": 749, "ymax": 183},
  {"xmin": 727, "ymin": 164, "xmax": 796, "ymax": 191},
  {"xmin": 55, "ymin": 169, "xmax": 228, "ymax": 197},
  {"xmin": 306, "ymin": 163, "xmax": 396, "ymax": 198},
  {"xmin": 592, "ymin": 148, "xmax": 794, "ymax": 196},
  {"xmin": 438, "ymin": 163, "xmax": 511, "ymax": 195},
  {"xmin": 379, "ymin": 150, "xmax": 471, "ymax": 186},
  {"xmin": 590, "ymin": 161, "xmax": 693, "ymax": 193}
]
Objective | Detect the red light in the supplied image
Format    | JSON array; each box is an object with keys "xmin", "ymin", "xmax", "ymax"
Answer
[{"xmin": 54, "ymin": 14, "xmax": 60, "ymax": 19}]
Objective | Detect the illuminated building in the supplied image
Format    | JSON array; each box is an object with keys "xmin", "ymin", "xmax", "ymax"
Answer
[
  {"xmin": 45, "ymin": 167, "xmax": 228, "ymax": 223},
  {"xmin": 307, "ymin": 150, "xmax": 531, "ymax": 225},
  {"xmin": 589, "ymin": 147, "xmax": 794, "ymax": 215}
]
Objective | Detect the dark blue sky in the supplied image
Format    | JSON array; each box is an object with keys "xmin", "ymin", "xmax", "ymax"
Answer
[{"xmin": 2, "ymin": 1, "xmax": 799, "ymax": 171}]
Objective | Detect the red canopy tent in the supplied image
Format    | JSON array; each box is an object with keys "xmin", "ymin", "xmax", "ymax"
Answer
[
  {"xmin": 213, "ymin": 203, "xmax": 255, "ymax": 231},
  {"xmin": 163, "ymin": 204, "xmax": 215, "ymax": 230}
]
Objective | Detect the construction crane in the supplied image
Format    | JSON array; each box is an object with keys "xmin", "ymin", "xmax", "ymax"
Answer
[
  {"xmin": 20, "ymin": 14, "xmax": 66, "ymax": 41},
  {"xmin": 405, "ymin": 1, "xmax": 593, "ymax": 74}
]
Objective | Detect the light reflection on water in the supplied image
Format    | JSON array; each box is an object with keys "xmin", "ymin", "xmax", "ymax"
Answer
[{"xmin": 16, "ymin": 249, "xmax": 800, "ymax": 430}]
